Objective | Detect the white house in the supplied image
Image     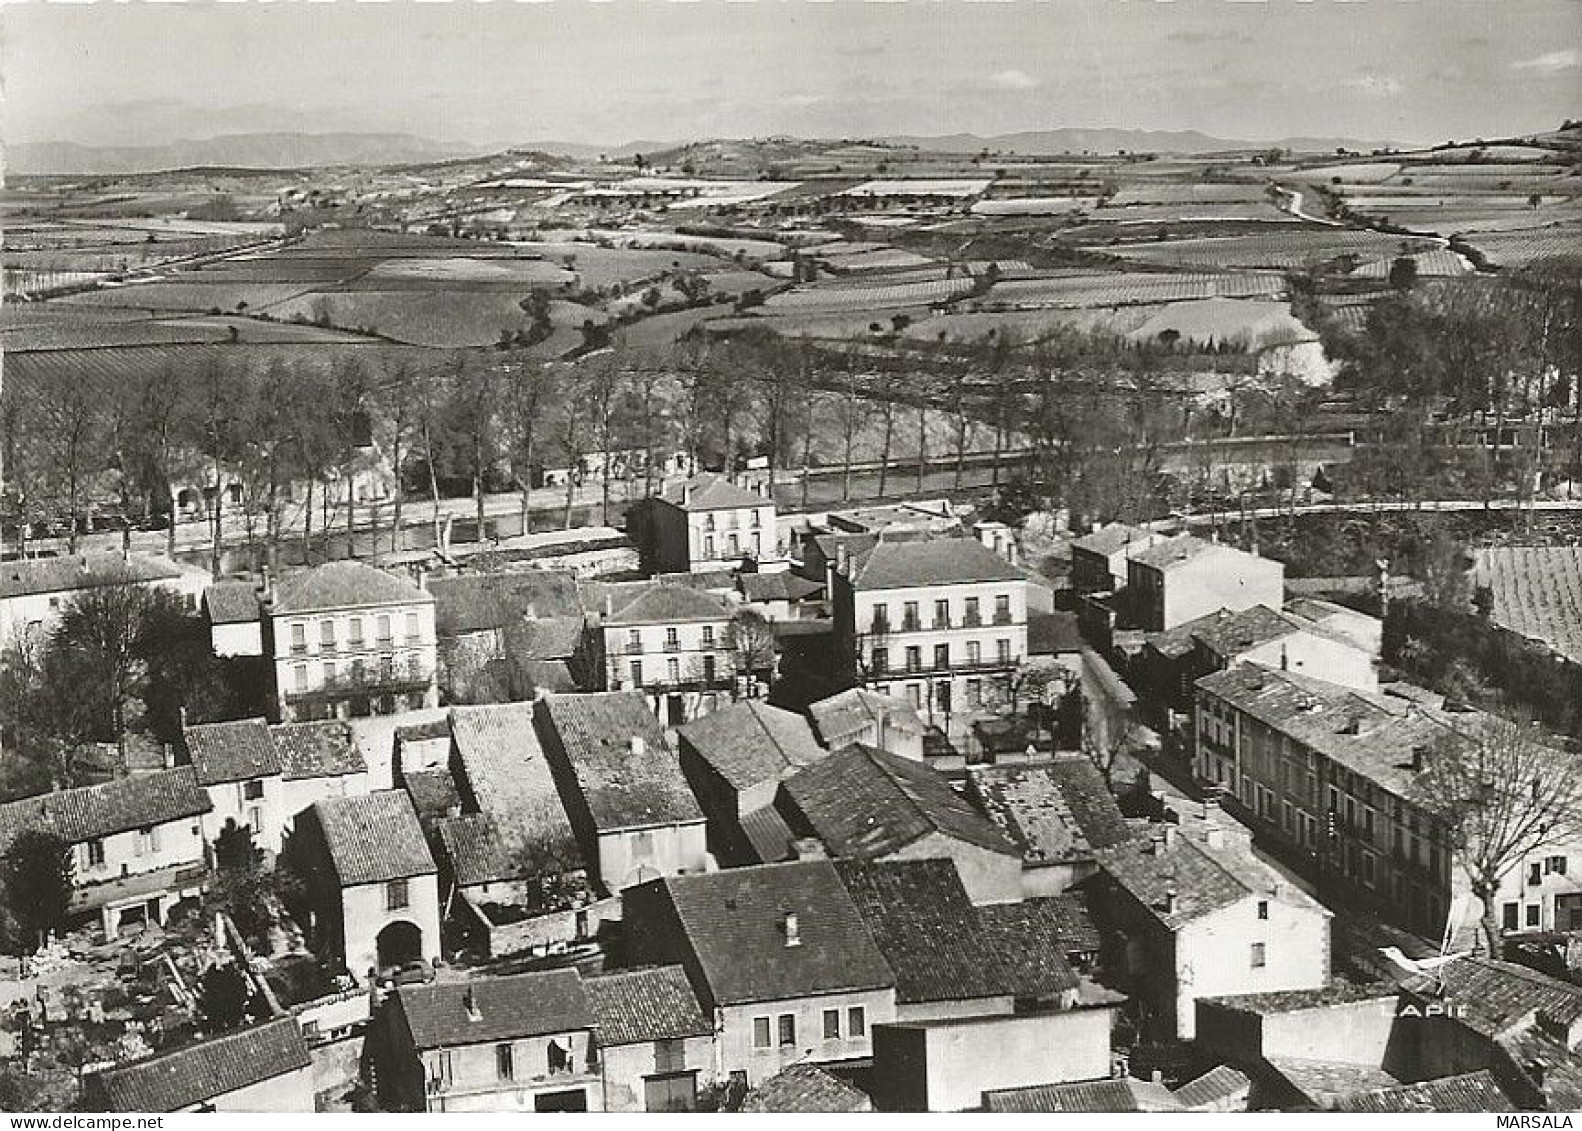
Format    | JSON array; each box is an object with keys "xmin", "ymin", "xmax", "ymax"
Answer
[
  {"xmin": 601, "ymin": 583, "xmax": 737, "ymax": 726},
  {"xmin": 1126, "ymin": 535, "xmax": 1285, "ymax": 633},
  {"xmin": 629, "ymin": 472, "xmax": 779, "ymax": 575},
  {"xmin": 86, "ymin": 1018, "xmax": 315, "ymax": 1113},
  {"xmin": 266, "ymin": 561, "xmax": 438, "ymax": 723},
  {"xmin": 0, "ymin": 552, "xmax": 208, "ymax": 646}
]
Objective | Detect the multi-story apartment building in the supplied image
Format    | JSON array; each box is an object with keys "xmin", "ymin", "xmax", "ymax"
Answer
[
  {"xmin": 266, "ymin": 561, "xmax": 438, "ymax": 722},
  {"xmin": 830, "ymin": 536, "xmax": 1029, "ymax": 744},
  {"xmin": 629, "ymin": 472, "xmax": 779, "ymax": 574},
  {"xmin": 1126, "ymin": 534, "xmax": 1285, "ymax": 632},
  {"xmin": 1193, "ymin": 663, "xmax": 1582, "ymax": 942},
  {"xmin": 601, "ymin": 583, "xmax": 737, "ymax": 725}
]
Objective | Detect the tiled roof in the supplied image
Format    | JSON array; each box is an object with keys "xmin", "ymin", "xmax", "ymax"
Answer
[
  {"xmin": 1147, "ymin": 604, "xmax": 1301, "ymax": 660},
  {"xmin": 604, "ymin": 583, "xmax": 730, "ymax": 625},
  {"xmin": 678, "ymin": 700, "xmax": 826, "ymax": 793},
  {"xmin": 312, "ymin": 790, "xmax": 435, "ymax": 886},
  {"xmin": 519, "ymin": 659, "xmax": 578, "ymax": 693},
  {"xmin": 87, "ymin": 1018, "xmax": 310, "ymax": 1112},
  {"xmin": 1198, "ymin": 981, "xmax": 1398, "ymax": 1017},
  {"xmin": 402, "ymin": 767, "xmax": 461, "ymax": 830},
  {"xmin": 584, "ymin": 965, "xmax": 711, "ymax": 1046},
  {"xmin": 1197, "ymin": 664, "xmax": 1498, "ymax": 799},
  {"xmin": 0, "ymin": 552, "xmax": 191, "ymax": 601},
  {"xmin": 742, "ymin": 1064, "xmax": 871, "ymax": 1113},
  {"xmin": 183, "ymin": 718, "xmax": 281, "ymax": 785},
  {"xmin": 270, "ymin": 720, "xmax": 366, "ymax": 781},
  {"xmin": 738, "ymin": 805, "xmax": 797, "ymax": 864},
  {"xmin": 650, "ymin": 860, "xmax": 894, "ymax": 1006},
  {"xmin": 537, "ymin": 693, "xmax": 702, "ymax": 832},
  {"xmin": 1332, "ymin": 1070, "xmax": 1515, "ymax": 1113},
  {"xmin": 203, "ymin": 580, "xmax": 262, "ymax": 625},
  {"xmin": 1266, "ymin": 1057, "xmax": 1402, "ymax": 1102},
  {"xmin": 1173, "ymin": 1065, "xmax": 1252, "ymax": 1111},
  {"xmin": 835, "ymin": 858, "xmax": 1076, "ymax": 1005},
  {"xmin": 781, "ymin": 744, "xmax": 1016, "ymax": 860},
  {"xmin": 976, "ymin": 894, "xmax": 1102, "ymax": 959},
  {"xmin": 0, "ymin": 768, "xmax": 211, "ymax": 853},
  {"xmin": 429, "ymin": 570, "xmax": 583, "ymax": 637},
  {"xmin": 967, "ymin": 758, "xmax": 1132, "ymax": 865},
  {"xmin": 1129, "ymin": 533, "xmax": 1220, "ymax": 572},
  {"xmin": 1097, "ymin": 824, "xmax": 1314, "ymax": 930},
  {"xmin": 513, "ymin": 616, "xmax": 586, "ymax": 661},
  {"xmin": 738, "ymin": 572, "xmax": 822, "ymax": 604},
  {"xmin": 659, "ymin": 471, "xmax": 767, "ymax": 511},
  {"xmin": 984, "ymin": 1077, "xmax": 1183, "ymax": 1113},
  {"xmin": 807, "ymin": 688, "xmax": 925, "ymax": 748},
  {"xmin": 436, "ymin": 814, "xmax": 519, "ymax": 888},
  {"xmin": 449, "ymin": 703, "xmax": 570, "ymax": 824},
  {"xmin": 1072, "ymin": 524, "xmax": 1157, "ymax": 558},
  {"xmin": 847, "ymin": 536, "xmax": 1024, "ymax": 590},
  {"xmin": 1498, "ymin": 1029, "xmax": 1582, "ymax": 1112},
  {"xmin": 393, "ymin": 969, "xmax": 592, "ymax": 1051},
  {"xmin": 1401, "ymin": 956, "xmax": 1582, "ymax": 1042},
  {"xmin": 272, "ymin": 560, "xmax": 430, "ymax": 614}
]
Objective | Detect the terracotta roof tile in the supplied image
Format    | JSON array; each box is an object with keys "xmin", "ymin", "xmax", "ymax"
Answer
[
  {"xmin": 678, "ymin": 700, "xmax": 826, "ymax": 793},
  {"xmin": 537, "ymin": 693, "xmax": 702, "ymax": 832},
  {"xmin": 184, "ymin": 718, "xmax": 281, "ymax": 785},
  {"xmin": 0, "ymin": 768, "xmax": 211, "ymax": 852},
  {"xmin": 87, "ymin": 1018, "xmax": 310, "ymax": 1112},
  {"xmin": 272, "ymin": 561, "xmax": 429, "ymax": 614},
  {"xmin": 312, "ymin": 790, "xmax": 435, "ymax": 886},
  {"xmin": 742, "ymin": 1064, "xmax": 871, "ymax": 1113},
  {"xmin": 967, "ymin": 758, "xmax": 1132, "ymax": 865},
  {"xmin": 584, "ymin": 965, "xmax": 711, "ymax": 1046},
  {"xmin": 393, "ymin": 969, "xmax": 591, "ymax": 1050},
  {"xmin": 269, "ymin": 720, "xmax": 366, "ymax": 781},
  {"xmin": 847, "ymin": 536, "xmax": 1024, "ymax": 590}
]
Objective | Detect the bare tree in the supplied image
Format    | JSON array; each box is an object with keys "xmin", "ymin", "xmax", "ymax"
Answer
[
  {"xmin": 725, "ymin": 608, "xmax": 777, "ymax": 692},
  {"xmin": 1417, "ymin": 719, "xmax": 1582, "ymax": 956}
]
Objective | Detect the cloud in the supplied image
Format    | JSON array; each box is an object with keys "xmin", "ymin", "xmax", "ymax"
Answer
[
  {"xmin": 1512, "ymin": 49, "xmax": 1581, "ymax": 72},
  {"xmin": 989, "ymin": 68, "xmax": 1041, "ymax": 91},
  {"xmin": 1348, "ymin": 73, "xmax": 1404, "ymax": 98}
]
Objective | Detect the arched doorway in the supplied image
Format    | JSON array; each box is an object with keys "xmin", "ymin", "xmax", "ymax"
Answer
[{"xmin": 376, "ymin": 920, "xmax": 423, "ymax": 969}]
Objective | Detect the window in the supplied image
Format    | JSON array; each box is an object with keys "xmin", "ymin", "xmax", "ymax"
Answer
[
  {"xmin": 776, "ymin": 1014, "xmax": 796, "ymax": 1047},
  {"xmin": 966, "ymin": 640, "xmax": 981, "ymax": 665},
  {"xmin": 630, "ymin": 660, "xmax": 644, "ymax": 686},
  {"xmin": 751, "ymin": 509, "xmax": 762, "ymax": 529},
  {"xmin": 703, "ymin": 654, "xmax": 716, "ymax": 683},
  {"xmin": 1362, "ymin": 851, "xmax": 1376, "ymax": 887},
  {"xmin": 627, "ymin": 629, "xmax": 642, "ymax": 653},
  {"xmin": 496, "ymin": 1043, "xmax": 515, "ymax": 1081},
  {"xmin": 996, "ymin": 638, "xmax": 1011, "ymax": 663},
  {"xmin": 84, "ymin": 839, "xmax": 105, "ymax": 868},
  {"xmin": 1504, "ymin": 902, "xmax": 1520, "ymax": 930},
  {"xmin": 966, "ymin": 678, "xmax": 982, "ymax": 708},
  {"xmin": 871, "ymin": 647, "xmax": 888, "ymax": 675},
  {"xmin": 433, "ymin": 1051, "xmax": 454, "ymax": 1086},
  {"xmin": 847, "ymin": 1006, "xmax": 866, "ymax": 1037},
  {"xmin": 654, "ymin": 1038, "xmax": 684, "ymax": 1074},
  {"xmin": 994, "ymin": 594, "xmax": 1011, "ymax": 624},
  {"xmin": 933, "ymin": 643, "xmax": 949, "ymax": 670},
  {"xmin": 964, "ymin": 597, "xmax": 981, "ymax": 626},
  {"xmin": 935, "ymin": 681, "xmax": 951, "ymax": 714},
  {"xmin": 386, "ymin": 878, "xmax": 409, "ymax": 911},
  {"xmin": 872, "ymin": 604, "xmax": 889, "ymax": 633},
  {"xmin": 248, "ymin": 806, "xmax": 262, "ymax": 832},
  {"xmin": 405, "ymin": 611, "xmax": 420, "ymax": 643},
  {"xmin": 293, "ymin": 664, "xmax": 308, "ymax": 692},
  {"xmin": 290, "ymin": 622, "xmax": 307, "ymax": 653},
  {"xmin": 376, "ymin": 614, "xmax": 393, "ymax": 645},
  {"xmin": 703, "ymin": 535, "xmax": 715, "ymax": 558},
  {"xmin": 702, "ymin": 626, "xmax": 714, "ymax": 647},
  {"xmin": 705, "ymin": 514, "xmax": 716, "ymax": 532},
  {"xmin": 243, "ymin": 778, "xmax": 264, "ymax": 801},
  {"xmin": 933, "ymin": 599, "xmax": 950, "ymax": 628},
  {"xmin": 727, "ymin": 533, "xmax": 739, "ymax": 555},
  {"xmin": 752, "ymin": 1017, "xmax": 772, "ymax": 1049},
  {"xmin": 902, "ymin": 601, "xmax": 920, "ymax": 631},
  {"xmin": 1531, "ymin": 862, "xmax": 1544, "ymax": 886},
  {"xmin": 320, "ymin": 619, "xmax": 335, "ymax": 648},
  {"xmin": 322, "ymin": 661, "xmax": 337, "ymax": 685},
  {"xmin": 907, "ymin": 684, "xmax": 922, "ymax": 708},
  {"xmin": 349, "ymin": 618, "xmax": 364, "ymax": 647},
  {"xmin": 1528, "ymin": 904, "xmax": 1542, "ymax": 928},
  {"xmin": 1250, "ymin": 943, "xmax": 1266, "ymax": 968},
  {"xmin": 1548, "ymin": 855, "xmax": 1569, "ymax": 876},
  {"xmin": 667, "ymin": 658, "xmax": 680, "ymax": 683},
  {"xmin": 1257, "ymin": 900, "xmax": 1269, "ymax": 920},
  {"xmin": 665, "ymin": 627, "xmax": 679, "ymax": 650},
  {"xmin": 135, "ymin": 826, "xmax": 160, "ymax": 856},
  {"xmin": 823, "ymin": 1009, "xmax": 840, "ymax": 1040}
]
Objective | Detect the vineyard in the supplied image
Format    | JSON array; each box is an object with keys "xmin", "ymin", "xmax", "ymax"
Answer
[
  {"xmin": 981, "ymin": 270, "xmax": 1287, "ymax": 308},
  {"xmin": 1108, "ymin": 229, "xmax": 1437, "ymax": 270},
  {"xmin": 762, "ymin": 275, "xmax": 976, "ymax": 312}
]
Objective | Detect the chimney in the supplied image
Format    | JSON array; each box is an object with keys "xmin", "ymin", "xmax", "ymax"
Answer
[
  {"xmin": 1147, "ymin": 831, "xmax": 1166, "ymax": 856},
  {"xmin": 179, "ymin": 705, "xmax": 189, "ymax": 732},
  {"xmin": 417, "ymin": 568, "xmax": 429, "ymax": 593},
  {"xmin": 782, "ymin": 912, "xmax": 802, "ymax": 948},
  {"xmin": 1161, "ymin": 824, "xmax": 1178, "ymax": 849},
  {"xmin": 836, "ymin": 545, "xmax": 850, "ymax": 575},
  {"xmin": 464, "ymin": 988, "xmax": 482, "ymax": 1022},
  {"xmin": 1410, "ymin": 745, "xmax": 1428, "ymax": 772},
  {"xmin": 790, "ymin": 837, "xmax": 826, "ymax": 861},
  {"xmin": 1162, "ymin": 887, "xmax": 1178, "ymax": 916},
  {"xmin": 162, "ymin": 743, "xmax": 176, "ymax": 771},
  {"xmin": 604, "ymin": 594, "xmax": 613, "ymax": 618},
  {"xmin": 682, "ymin": 483, "xmax": 692, "ymax": 507},
  {"xmin": 630, "ymin": 735, "xmax": 645, "ymax": 758},
  {"xmin": 1528, "ymin": 1059, "xmax": 1548, "ymax": 1091}
]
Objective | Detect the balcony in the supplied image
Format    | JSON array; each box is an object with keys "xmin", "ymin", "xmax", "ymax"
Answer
[
  {"xmin": 932, "ymin": 617, "xmax": 952, "ymax": 630},
  {"xmin": 992, "ymin": 611, "xmax": 1014, "ymax": 626},
  {"xmin": 625, "ymin": 641, "xmax": 645, "ymax": 654},
  {"xmin": 901, "ymin": 616, "xmax": 922, "ymax": 633},
  {"xmin": 963, "ymin": 613, "xmax": 982, "ymax": 628},
  {"xmin": 870, "ymin": 619, "xmax": 891, "ymax": 637}
]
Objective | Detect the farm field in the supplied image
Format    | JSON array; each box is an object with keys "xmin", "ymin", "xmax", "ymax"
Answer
[
  {"xmin": 1107, "ymin": 229, "xmax": 1438, "ymax": 270},
  {"xmin": 762, "ymin": 275, "xmax": 975, "ymax": 312},
  {"xmin": 981, "ymin": 271, "xmax": 1288, "ymax": 308}
]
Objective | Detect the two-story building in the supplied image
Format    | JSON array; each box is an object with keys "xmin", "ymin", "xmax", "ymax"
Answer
[
  {"xmin": 0, "ymin": 767, "xmax": 212, "ymax": 940},
  {"xmin": 0, "ymin": 552, "xmax": 208, "ymax": 647},
  {"xmin": 585, "ymin": 965, "xmax": 718, "ymax": 1112},
  {"xmin": 535, "ymin": 692, "xmax": 709, "ymax": 894},
  {"xmin": 622, "ymin": 860, "xmax": 898, "ymax": 1087},
  {"xmin": 601, "ymin": 584, "xmax": 736, "ymax": 725},
  {"xmin": 1094, "ymin": 808, "xmax": 1331, "ymax": 1040},
  {"xmin": 1126, "ymin": 535, "xmax": 1285, "ymax": 633},
  {"xmin": 806, "ymin": 688, "xmax": 927, "ymax": 762},
  {"xmin": 1070, "ymin": 524, "xmax": 1169, "ymax": 595},
  {"xmin": 1194, "ymin": 663, "xmax": 1582, "ymax": 943},
  {"xmin": 266, "ymin": 561, "xmax": 438, "ymax": 723},
  {"xmin": 293, "ymin": 789, "xmax": 440, "ymax": 982},
  {"xmin": 373, "ymin": 970, "xmax": 601, "ymax": 1112},
  {"xmin": 830, "ymin": 536, "xmax": 1030, "ymax": 745},
  {"xmin": 629, "ymin": 472, "xmax": 779, "ymax": 574}
]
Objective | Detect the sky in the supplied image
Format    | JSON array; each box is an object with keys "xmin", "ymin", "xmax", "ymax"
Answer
[{"xmin": 3, "ymin": 0, "xmax": 1579, "ymax": 150}]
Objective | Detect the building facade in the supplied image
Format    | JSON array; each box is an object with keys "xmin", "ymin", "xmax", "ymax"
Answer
[
  {"xmin": 601, "ymin": 584, "xmax": 736, "ymax": 726},
  {"xmin": 630, "ymin": 472, "xmax": 779, "ymax": 574},
  {"xmin": 1127, "ymin": 535, "xmax": 1285, "ymax": 633}
]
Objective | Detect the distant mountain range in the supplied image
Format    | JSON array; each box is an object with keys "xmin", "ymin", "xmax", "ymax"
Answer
[
  {"xmin": 8, "ymin": 132, "xmax": 495, "ymax": 176},
  {"xmin": 11, "ymin": 126, "xmax": 1410, "ymax": 175}
]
